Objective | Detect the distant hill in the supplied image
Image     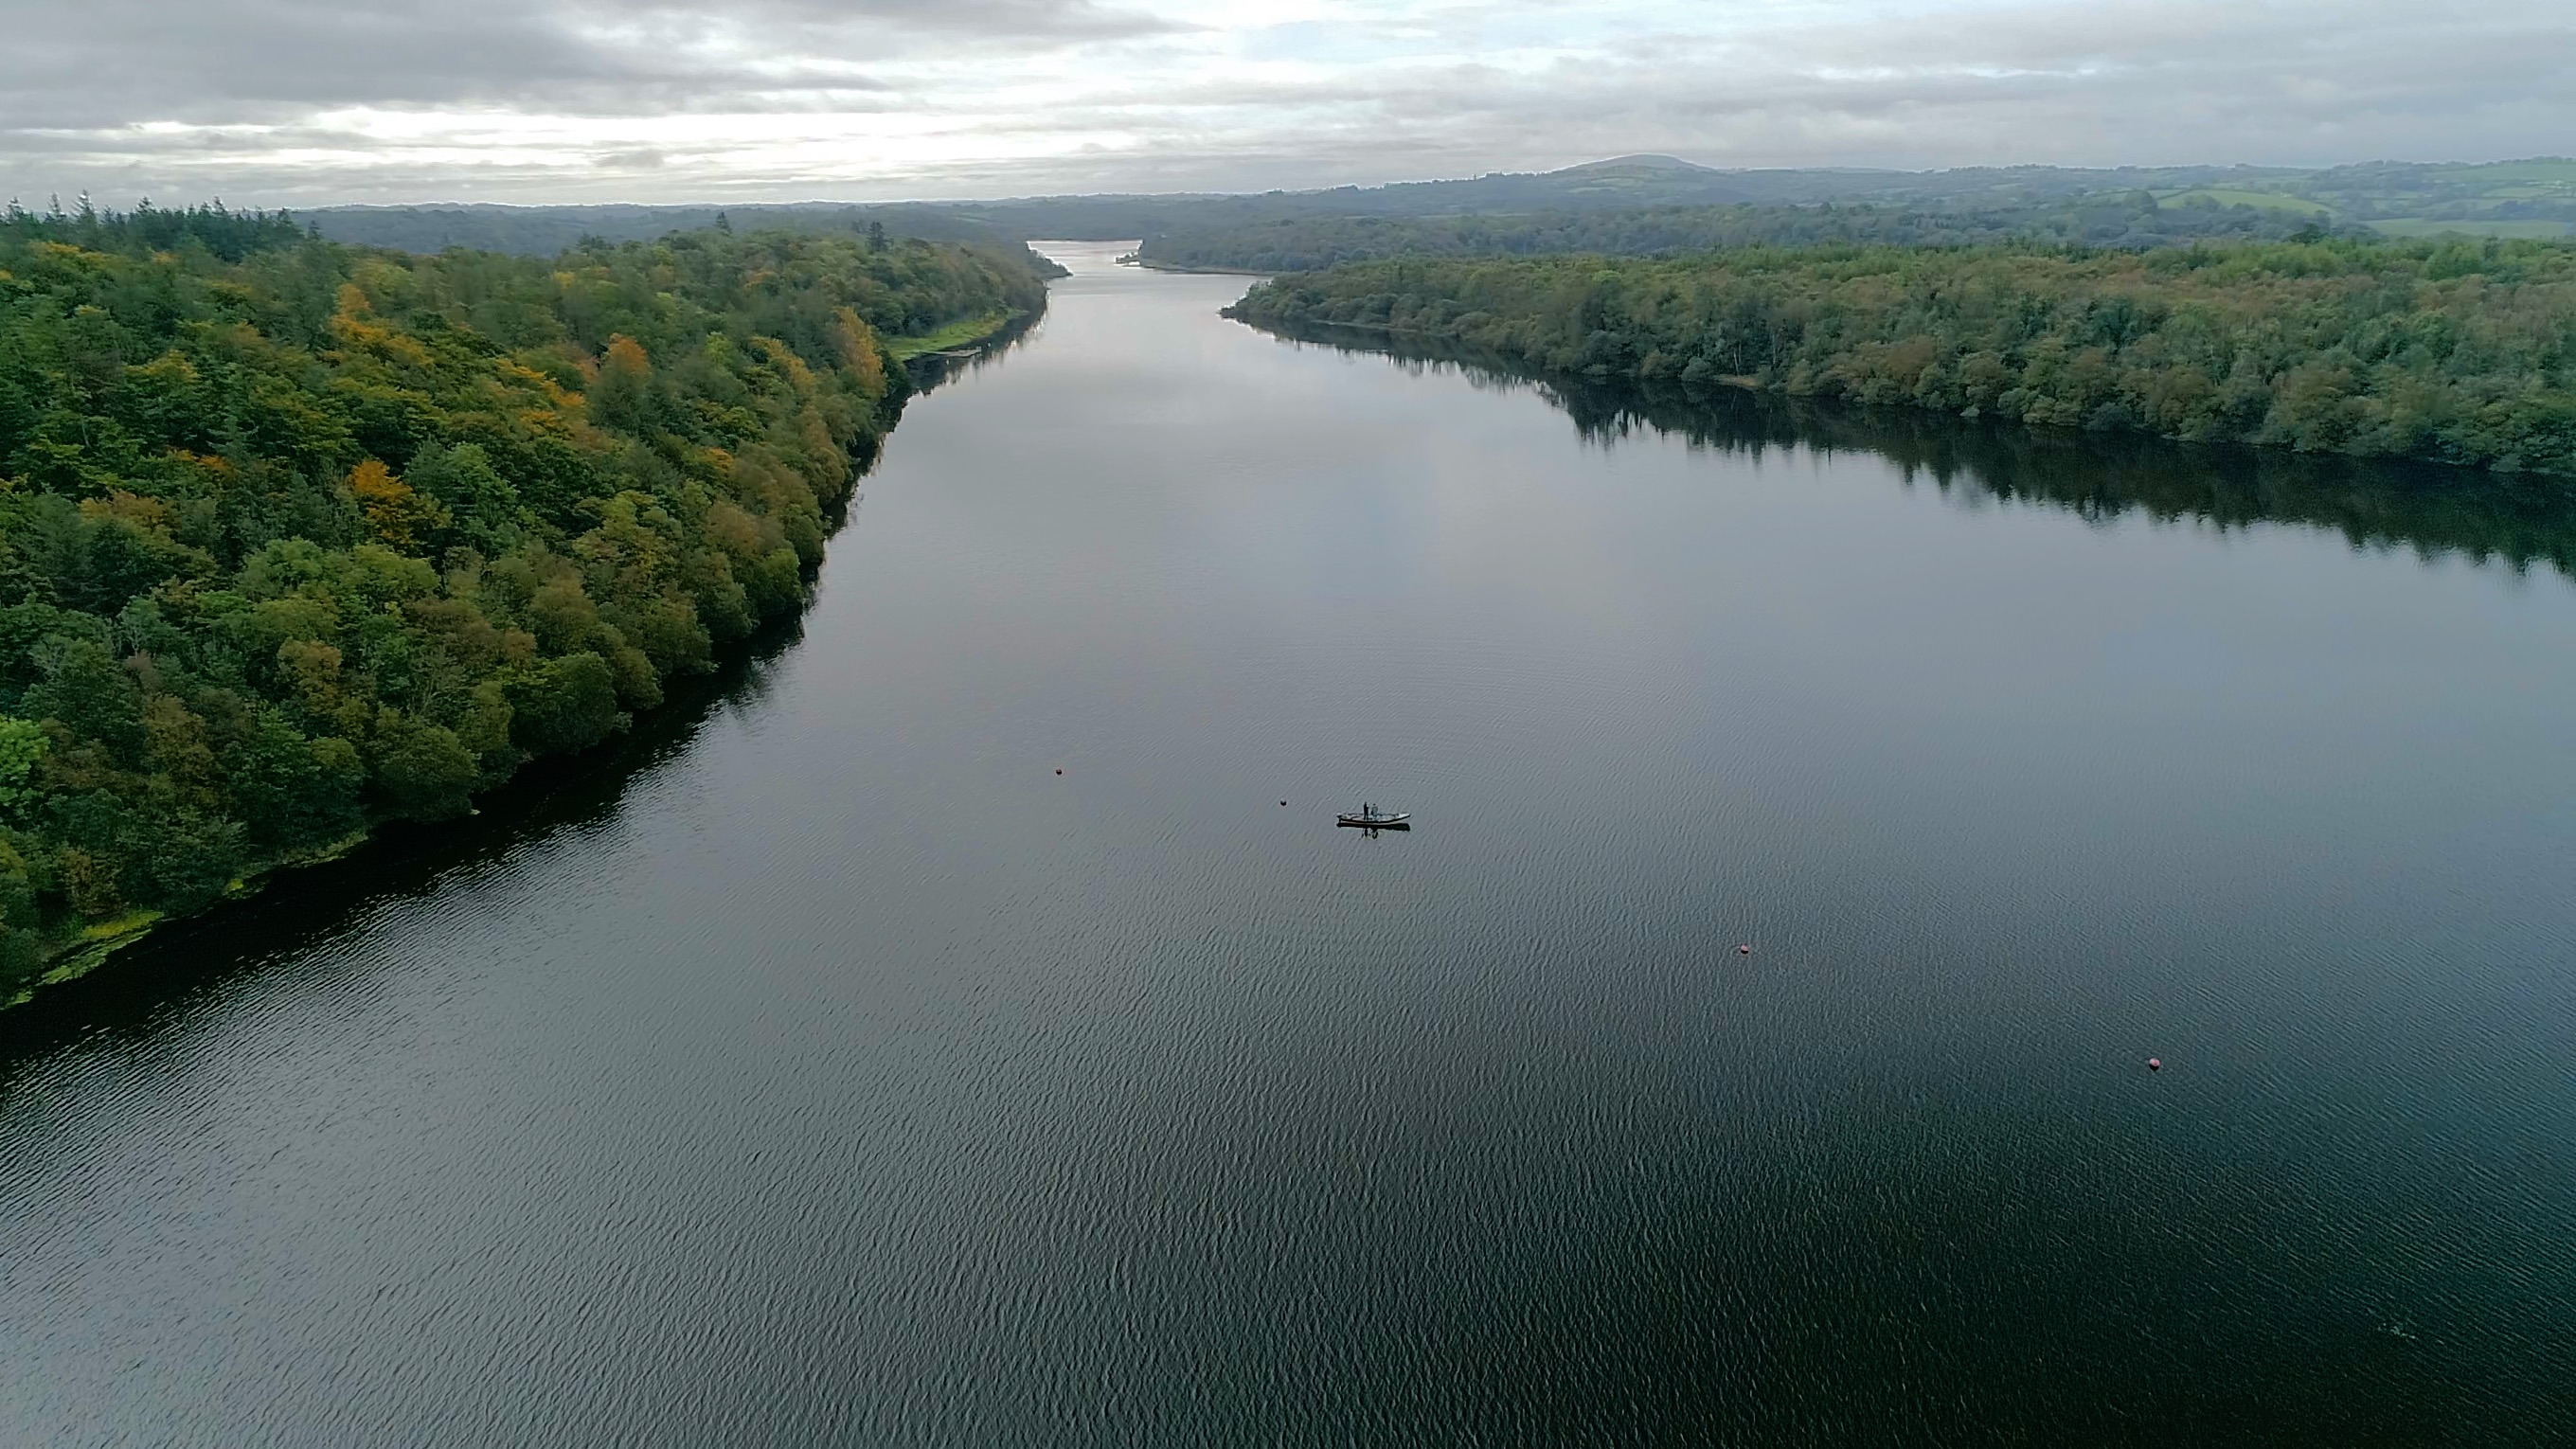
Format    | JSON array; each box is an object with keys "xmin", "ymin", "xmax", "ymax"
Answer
[
  {"xmin": 303, "ymin": 155, "xmax": 2576, "ymax": 258},
  {"xmin": 1556, "ymin": 153, "xmax": 1715, "ymax": 173},
  {"xmin": 2283, "ymin": 157, "xmax": 2576, "ymax": 237}
]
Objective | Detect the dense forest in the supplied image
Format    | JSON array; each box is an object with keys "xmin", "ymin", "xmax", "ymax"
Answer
[
  {"xmin": 1226, "ymin": 238, "xmax": 2576, "ymax": 475},
  {"xmin": 310, "ymin": 202, "xmax": 1013, "ymax": 258},
  {"xmin": 0, "ymin": 207, "xmax": 1054, "ymax": 998},
  {"xmin": 1138, "ymin": 193, "xmax": 2348, "ymax": 273}
]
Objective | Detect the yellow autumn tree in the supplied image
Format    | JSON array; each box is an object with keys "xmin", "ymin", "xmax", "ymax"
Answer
[
  {"xmin": 832, "ymin": 306, "xmax": 886, "ymax": 400},
  {"xmin": 602, "ymin": 334, "xmax": 652, "ymax": 380},
  {"xmin": 590, "ymin": 334, "xmax": 665, "ymax": 434},
  {"xmin": 347, "ymin": 458, "xmax": 449, "ymax": 552}
]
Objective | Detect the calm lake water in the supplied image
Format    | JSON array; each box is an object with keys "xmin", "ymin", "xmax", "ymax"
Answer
[{"xmin": 6, "ymin": 242, "xmax": 2573, "ymax": 1446}]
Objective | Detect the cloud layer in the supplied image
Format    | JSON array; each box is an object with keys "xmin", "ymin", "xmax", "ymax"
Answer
[{"xmin": 3, "ymin": 0, "xmax": 2568, "ymax": 205}]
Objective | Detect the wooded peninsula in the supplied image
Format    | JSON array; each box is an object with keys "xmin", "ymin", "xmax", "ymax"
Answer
[
  {"xmin": 0, "ymin": 204, "xmax": 1055, "ymax": 999},
  {"xmin": 1225, "ymin": 239, "xmax": 2576, "ymax": 476}
]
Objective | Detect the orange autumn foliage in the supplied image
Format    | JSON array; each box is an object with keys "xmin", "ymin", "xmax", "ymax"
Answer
[
  {"xmin": 832, "ymin": 307, "xmax": 886, "ymax": 398},
  {"xmin": 348, "ymin": 459, "xmax": 450, "ymax": 552},
  {"xmin": 602, "ymin": 334, "xmax": 653, "ymax": 380}
]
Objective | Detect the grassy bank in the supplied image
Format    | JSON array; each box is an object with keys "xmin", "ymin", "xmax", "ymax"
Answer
[
  {"xmin": 882, "ymin": 311, "xmax": 1021, "ymax": 359},
  {"xmin": 1127, "ymin": 257, "xmax": 1276, "ymax": 277}
]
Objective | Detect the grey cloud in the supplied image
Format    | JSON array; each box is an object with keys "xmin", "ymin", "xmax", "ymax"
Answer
[
  {"xmin": 0, "ymin": 0, "xmax": 2567, "ymax": 206},
  {"xmin": 1106, "ymin": 0, "xmax": 2574, "ymax": 173},
  {"xmin": 0, "ymin": 0, "xmax": 1160, "ymax": 132},
  {"xmin": 2, "ymin": 0, "xmax": 629, "ymax": 125},
  {"xmin": 616, "ymin": 0, "xmax": 1186, "ymax": 41}
]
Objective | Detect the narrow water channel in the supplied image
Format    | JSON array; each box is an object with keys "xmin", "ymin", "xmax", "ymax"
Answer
[{"xmin": 5, "ymin": 242, "xmax": 2572, "ymax": 1445}]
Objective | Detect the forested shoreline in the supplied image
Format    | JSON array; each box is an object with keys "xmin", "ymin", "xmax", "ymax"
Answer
[
  {"xmin": 1226, "ymin": 239, "xmax": 2576, "ymax": 476},
  {"xmin": 0, "ymin": 208, "xmax": 1055, "ymax": 1001},
  {"xmin": 1308, "ymin": 325, "xmax": 2576, "ymax": 576}
]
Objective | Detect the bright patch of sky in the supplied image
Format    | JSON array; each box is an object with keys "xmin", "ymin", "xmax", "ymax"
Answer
[{"xmin": 0, "ymin": 0, "xmax": 2566, "ymax": 205}]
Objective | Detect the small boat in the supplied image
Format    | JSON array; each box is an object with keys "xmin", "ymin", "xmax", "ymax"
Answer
[{"xmin": 1336, "ymin": 803, "xmax": 1411, "ymax": 830}]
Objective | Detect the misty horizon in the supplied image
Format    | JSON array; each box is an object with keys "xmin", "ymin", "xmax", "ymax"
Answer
[
  {"xmin": 3, "ymin": 0, "xmax": 2567, "ymax": 209},
  {"xmin": 12, "ymin": 150, "xmax": 2574, "ymax": 218}
]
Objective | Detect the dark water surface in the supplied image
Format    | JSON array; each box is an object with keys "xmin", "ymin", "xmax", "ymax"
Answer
[{"xmin": 7, "ymin": 243, "xmax": 2574, "ymax": 1446}]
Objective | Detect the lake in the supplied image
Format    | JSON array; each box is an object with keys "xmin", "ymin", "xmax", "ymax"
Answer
[{"xmin": 4, "ymin": 242, "xmax": 2571, "ymax": 1445}]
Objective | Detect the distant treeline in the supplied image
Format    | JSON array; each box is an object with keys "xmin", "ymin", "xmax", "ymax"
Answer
[
  {"xmin": 1227, "ymin": 239, "xmax": 2576, "ymax": 475},
  {"xmin": 0, "ymin": 214, "xmax": 1054, "ymax": 994},
  {"xmin": 290, "ymin": 154, "xmax": 2574, "ymax": 263},
  {"xmin": 309, "ymin": 203, "xmax": 1011, "ymax": 259},
  {"xmin": 1139, "ymin": 193, "xmax": 2346, "ymax": 272}
]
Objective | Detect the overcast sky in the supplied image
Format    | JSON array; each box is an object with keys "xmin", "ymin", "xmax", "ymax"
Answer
[{"xmin": 3, "ymin": 0, "xmax": 2568, "ymax": 206}]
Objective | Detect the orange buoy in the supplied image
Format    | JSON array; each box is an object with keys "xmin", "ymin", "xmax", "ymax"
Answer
[{"xmin": 2147, "ymin": 1058, "xmax": 2162, "ymax": 1071}]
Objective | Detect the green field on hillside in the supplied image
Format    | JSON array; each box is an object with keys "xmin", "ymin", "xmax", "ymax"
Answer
[
  {"xmin": 880, "ymin": 311, "xmax": 1018, "ymax": 359},
  {"xmin": 2160, "ymin": 188, "xmax": 2331, "ymax": 215},
  {"xmin": 2370, "ymin": 218, "xmax": 2574, "ymax": 240},
  {"xmin": 2449, "ymin": 159, "xmax": 2576, "ymax": 185}
]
